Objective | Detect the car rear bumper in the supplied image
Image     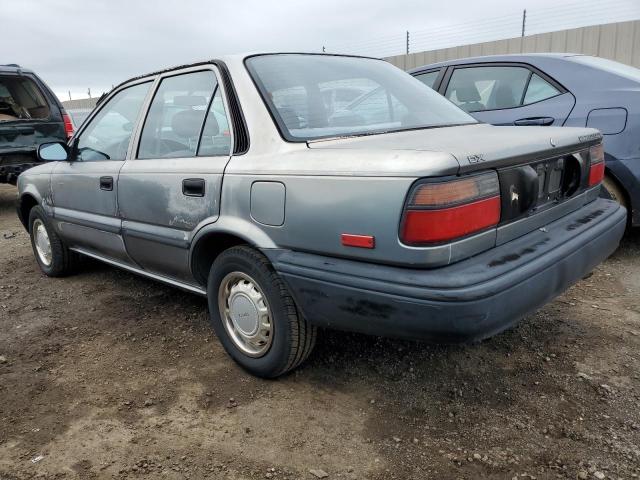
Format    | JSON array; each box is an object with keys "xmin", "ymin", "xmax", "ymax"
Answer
[{"xmin": 266, "ymin": 198, "xmax": 626, "ymax": 342}]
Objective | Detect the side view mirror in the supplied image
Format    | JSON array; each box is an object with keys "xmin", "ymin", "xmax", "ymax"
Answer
[{"xmin": 37, "ymin": 142, "xmax": 69, "ymax": 162}]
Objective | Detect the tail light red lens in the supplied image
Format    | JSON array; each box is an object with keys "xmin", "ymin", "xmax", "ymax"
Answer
[
  {"xmin": 401, "ymin": 172, "xmax": 501, "ymax": 245},
  {"xmin": 62, "ymin": 112, "xmax": 74, "ymax": 139},
  {"xmin": 588, "ymin": 143, "xmax": 605, "ymax": 187}
]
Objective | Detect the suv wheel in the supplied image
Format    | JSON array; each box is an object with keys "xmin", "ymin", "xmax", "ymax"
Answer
[
  {"xmin": 28, "ymin": 206, "xmax": 76, "ymax": 276},
  {"xmin": 207, "ymin": 246, "xmax": 316, "ymax": 378}
]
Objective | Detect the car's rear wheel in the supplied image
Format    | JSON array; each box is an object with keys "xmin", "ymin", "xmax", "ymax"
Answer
[
  {"xmin": 207, "ymin": 246, "xmax": 316, "ymax": 378},
  {"xmin": 602, "ymin": 174, "xmax": 629, "ymax": 210},
  {"xmin": 28, "ymin": 206, "xmax": 76, "ymax": 277}
]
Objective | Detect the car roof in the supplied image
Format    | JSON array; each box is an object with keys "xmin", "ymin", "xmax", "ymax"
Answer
[
  {"xmin": 111, "ymin": 52, "xmax": 384, "ymax": 91},
  {"xmin": 0, "ymin": 64, "xmax": 35, "ymax": 74},
  {"xmin": 409, "ymin": 53, "xmax": 586, "ymax": 73}
]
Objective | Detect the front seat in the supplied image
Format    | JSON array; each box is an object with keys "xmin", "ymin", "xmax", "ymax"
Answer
[{"xmin": 453, "ymin": 84, "xmax": 484, "ymax": 113}]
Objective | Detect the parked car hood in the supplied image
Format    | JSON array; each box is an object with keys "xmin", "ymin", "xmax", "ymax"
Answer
[{"xmin": 307, "ymin": 123, "xmax": 602, "ymax": 174}]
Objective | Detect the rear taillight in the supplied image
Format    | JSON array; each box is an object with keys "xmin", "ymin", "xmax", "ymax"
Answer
[
  {"xmin": 588, "ymin": 143, "xmax": 605, "ymax": 187},
  {"xmin": 62, "ymin": 111, "xmax": 74, "ymax": 139},
  {"xmin": 400, "ymin": 172, "xmax": 501, "ymax": 245}
]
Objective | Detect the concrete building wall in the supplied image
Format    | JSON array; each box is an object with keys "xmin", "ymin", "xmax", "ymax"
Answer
[{"xmin": 385, "ymin": 20, "xmax": 640, "ymax": 70}]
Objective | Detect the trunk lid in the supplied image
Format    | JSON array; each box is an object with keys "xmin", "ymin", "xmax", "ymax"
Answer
[{"xmin": 309, "ymin": 123, "xmax": 603, "ymax": 246}]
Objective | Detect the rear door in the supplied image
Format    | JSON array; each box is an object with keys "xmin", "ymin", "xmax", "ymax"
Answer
[
  {"xmin": 117, "ymin": 65, "xmax": 233, "ymax": 284},
  {"xmin": 439, "ymin": 63, "xmax": 575, "ymax": 126},
  {"xmin": 50, "ymin": 80, "xmax": 153, "ymax": 262}
]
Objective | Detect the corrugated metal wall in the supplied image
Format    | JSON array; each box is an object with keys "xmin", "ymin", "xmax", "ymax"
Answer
[{"xmin": 385, "ymin": 20, "xmax": 640, "ymax": 70}]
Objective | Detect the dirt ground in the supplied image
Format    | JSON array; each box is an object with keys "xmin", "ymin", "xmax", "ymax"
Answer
[{"xmin": 0, "ymin": 183, "xmax": 639, "ymax": 480}]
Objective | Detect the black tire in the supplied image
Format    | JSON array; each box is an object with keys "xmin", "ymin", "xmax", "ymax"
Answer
[
  {"xmin": 28, "ymin": 205, "xmax": 77, "ymax": 277},
  {"xmin": 207, "ymin": 246, "xmax": 317, "ymax": 378}
]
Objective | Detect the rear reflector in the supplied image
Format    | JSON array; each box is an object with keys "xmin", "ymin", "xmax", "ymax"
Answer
[
  {"xmin": 62, "ymin": 112, "xmax": 74, "ymax": 139},
  {"xmin": 588, "ymin": 143, "xmax": 605, "ymax": 187},
  {"xmin": 341, "ymin": 234, "xmax": 375, "ymax": 249},
  {"xmin": 401, "ymin": 172, "xmax": 501, "ymax": 245}
]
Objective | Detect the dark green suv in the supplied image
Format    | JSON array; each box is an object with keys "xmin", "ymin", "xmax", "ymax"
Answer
[{"xmin": 0, "ymin": 64, "xmax": 73, "ymax": 184}]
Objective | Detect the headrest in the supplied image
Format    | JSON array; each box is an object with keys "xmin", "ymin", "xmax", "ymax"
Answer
[
  {"xmin": 171, "ymin": 109, "xmax": 205, "ymax": 138},
  {"xmin": 455, "ymin": 84, "xmax": 481, "ymax": 102},
  {"xmin": 494, "ymin": 84, "xmax": 515, "ymax": 108}
]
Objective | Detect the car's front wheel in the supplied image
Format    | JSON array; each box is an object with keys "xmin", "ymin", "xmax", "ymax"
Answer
[
  {"xmin": 28, "ymin": 206, "xmax": 77, "ymax": 277},
  {"xmin": 207, "ymin": 246, "xmax": 316, "ymax": 378}
]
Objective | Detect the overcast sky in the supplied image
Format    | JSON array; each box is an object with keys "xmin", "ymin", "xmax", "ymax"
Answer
[{"xmin": 2, "ymin": 0, "xmax": 639, "ymax": 101}]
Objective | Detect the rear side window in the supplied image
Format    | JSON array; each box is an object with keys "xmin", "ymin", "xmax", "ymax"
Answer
[
  {"xmin": 414, "ymin": 71, "xmax": 439, "ymax": 89},
  {"xmin": 445, "ymin": 66, "xmax": 561, "ymax": 113},
  {"xmin": 138, "ymin": 71, "xmax": 230, "ymax": 159},
  {"xmin": 0, "ymin": 75, "xmax": 50, "ymax": 121},
  {"xmin": 523, "ymin": 73, "xmax": 560, "ymax": 104}
]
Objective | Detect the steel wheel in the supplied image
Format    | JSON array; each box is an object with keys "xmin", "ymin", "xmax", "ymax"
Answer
[
  {"xmin": 218, "ymin": 271, "xmax": 273, "ymax": 358},
  {"xmin": 33, "ymin": 218, "xmax": 53, "ymax": 267}
]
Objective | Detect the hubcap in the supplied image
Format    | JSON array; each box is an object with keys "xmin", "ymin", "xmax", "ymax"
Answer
[
  {"xmin": 33, "ymin": 219, "xmax": 52, "ymax": 267},
  {"xmin": 218, "ymin": 272, "xmax": 273, "ymax": 357}
]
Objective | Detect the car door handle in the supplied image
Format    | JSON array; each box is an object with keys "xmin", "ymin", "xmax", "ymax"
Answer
[
  {"xmin": 99, "ymin": 176, "xmax": 113, "ymax": 191},
  {"xmin": 514, "ymin": 117, "xmax": 555, "ymax": 126},
  {"xmin": 182, "ymin": 178, "xmax": 205, "ymax": 197}
]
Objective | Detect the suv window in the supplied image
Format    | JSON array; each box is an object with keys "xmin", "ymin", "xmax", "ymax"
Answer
[
  {"xmin": 445, "ymin": 66, "xmax": 561, "ymax": 113},
  {"xmin": 76, "ymin": 81, "xmax": 151, "ymax": 162},
  {"xmin": 0, "ymin": 75, "xmax": 50, "ymax": 121},
  {"xmin": 138, "ymin": 71, "xmax": 218, "ymax": 159},
  {"xmin": 414, "ymin": 71, "xmax": 439, "ymax": 89}
]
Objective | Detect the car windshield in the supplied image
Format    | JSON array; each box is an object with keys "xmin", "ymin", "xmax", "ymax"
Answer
[
  {"xmin": 570, "ymin": 55, "xmax": 640, "ymax": 82},
  {"xmin": 246, "ymin": 54, "xmax": 477, "ymax": 141}
]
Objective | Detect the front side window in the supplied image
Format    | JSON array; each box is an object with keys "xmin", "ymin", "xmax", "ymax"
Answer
[
  {"xmin": 138, "ymin": 71, "xmax": 221, "ymax": 159},
  {"xmin": 76, "ymin": 81, "xmax": 151, "ymax": 161},
  {"xmin": 246, "ymin": 54, "xmax": 476, "ymax": 141},
  {"xmin": 414, "ymin": 71, "xmax": 439, "ymax": 89}
]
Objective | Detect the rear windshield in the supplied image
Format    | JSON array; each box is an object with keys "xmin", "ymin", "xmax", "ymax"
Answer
[
  {"xmin": 0, "ymin": 75, "xmax": 51, "ymax": 121},
  {"xmin": 246, "ymin": 54, "xmax": 476, "ymax": 141},
  {"xmin": 570, "ymin": 55, "xmax": 640, "ymax": 82}
]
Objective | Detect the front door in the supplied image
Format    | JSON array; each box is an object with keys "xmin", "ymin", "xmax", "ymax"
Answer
[
  {"xmin": 441, "ymin": 64, "xmax": 575, "ymax": 126},
  {"xmin": 51, "ymin": 80, "xmax": 152, "ymax": 262},
  {"xmin": 117, "ymin": 66, "xmax": 233, "ymax": 284}
]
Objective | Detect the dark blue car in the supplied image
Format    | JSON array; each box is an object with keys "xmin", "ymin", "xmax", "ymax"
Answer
[{"xmin": 410, "ymin": 54, "xmax": 640, "ymax": 226}]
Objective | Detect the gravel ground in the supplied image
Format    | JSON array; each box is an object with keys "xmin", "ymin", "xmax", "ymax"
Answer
[{"xmin": 0, "ymin": 183, "xmax": 639, "ymax": 480}]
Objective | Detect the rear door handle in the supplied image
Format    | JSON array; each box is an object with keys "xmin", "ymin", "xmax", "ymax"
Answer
[
  {"xmin": 99, "ymin": 176, "xmax": 113, "ymax": 191},
  {"xmin": 182, "ymin": 178, "xmax": 205, "ymax": 197},
  {"xmin": 514, "ymin": 117, "xmax": 555, "ymax": 126}
]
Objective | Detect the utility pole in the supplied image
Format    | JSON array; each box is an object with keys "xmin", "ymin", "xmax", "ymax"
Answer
[
  {"xmin": 322, "ymin": 46, "xmax": 325, "ymax": 53},
  {"xmin": 521, "ymin": 9, "xmax": 527, "ymax": 37},
  {"xmin": 87, "ymin": 87, "xmax": 91, "ymax": 99},
  {"xmin": 68, "ymin": 90, "xmax": 71, "ymax": 101},
  {"xmin": 406, "ymin": 30, "xmax": 410, "ymax": 55}
]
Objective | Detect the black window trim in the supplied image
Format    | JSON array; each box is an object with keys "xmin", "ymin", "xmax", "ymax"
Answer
[{"xmin": 438, "ymin": 61, "xmax": 568, "ymax": 113}]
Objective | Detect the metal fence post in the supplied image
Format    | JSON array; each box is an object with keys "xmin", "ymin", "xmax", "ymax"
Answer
[
  {"xmin": 522, "ymin": 9, "xmax": 527, "ymax": 37},
  {"xmin": 406, "ymin": 30, "xmax": 410, "ymax": 55}
]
